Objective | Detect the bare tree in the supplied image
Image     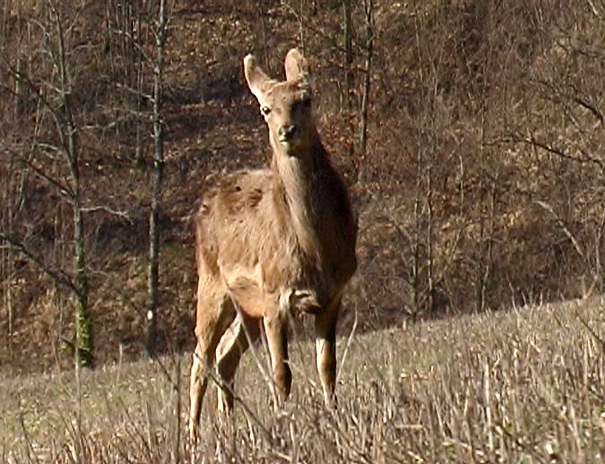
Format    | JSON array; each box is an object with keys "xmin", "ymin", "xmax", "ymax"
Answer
[
  {"xmin": 0, "ymin": 1, "xmax": 94, "ymax": 367},
  {"xmin": 146, "ymin": 0, "xmax": 169, "ymax": 358},
  {"xmin": 342, "ymin": 0, "xmax": 355, "ymax": 162},
  {"xmin": 357, "ymin": 0, "xmax": 373, "ymax": 161}
]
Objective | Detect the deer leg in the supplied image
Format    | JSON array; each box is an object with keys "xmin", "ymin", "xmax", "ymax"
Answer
[
  {"xmin": 263, "ymin": 310, "xmax": 291, "ymax": 406},
  {"xmin": 188, "ymin": 341, "xmax": 206, "ymax": 439},
  {"xmin": 215, "ymin": 314, "xmax": 262, "ymax": 413},
  {"xmin": 188, "ymin": 294, "xmax": 236, "ymax": 442},
  {"xmin": 315, "ymin": 300, "xmax": 340, "ymax": 408}
]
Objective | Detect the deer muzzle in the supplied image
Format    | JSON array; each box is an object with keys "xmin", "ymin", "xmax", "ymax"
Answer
[{"xmin": 278, "ymin": 124, "xmax": 297, "ymax": 142}]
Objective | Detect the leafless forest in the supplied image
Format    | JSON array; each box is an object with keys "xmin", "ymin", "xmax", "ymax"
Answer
[{"xmin": 1, "ymin": 0, "xmax": 604, "ymax": 374}]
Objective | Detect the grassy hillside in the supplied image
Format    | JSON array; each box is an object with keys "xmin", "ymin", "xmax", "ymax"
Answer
[{"xmin": 2, "ymin": 298, "xmax": 605, "ymax": 462}]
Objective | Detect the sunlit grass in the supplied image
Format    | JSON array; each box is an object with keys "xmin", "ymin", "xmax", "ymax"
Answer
[{"xmin": 2, "ymin": 297, "xmax": 605, "ymax": 462}]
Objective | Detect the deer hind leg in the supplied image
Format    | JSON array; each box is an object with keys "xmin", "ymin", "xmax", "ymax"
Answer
[
  {"xmin": 263, "ymin": 308, "xmax": 292, "ymax": 407},
  {"xmin": 188, "ymin": 293, "xmax": 236, "ymax": 442},
  {"xmin": 215, "ymin": 313, "xmax": 262, "ymax": 413},
  {"xmin": 314, "ymin": 299, "xmax": 341, "ymax": 408}
]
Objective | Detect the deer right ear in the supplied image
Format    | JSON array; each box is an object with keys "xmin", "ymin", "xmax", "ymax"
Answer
[
  {"xmin": 244, "ymin": 54, "xmax": 274, "ymax": 103},
  {"xmin": 284, "ymin": 49, "xmax": 311, "ymax": 86}
]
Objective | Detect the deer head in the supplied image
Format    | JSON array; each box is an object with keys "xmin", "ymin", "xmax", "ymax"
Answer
[{"xmin": 244, "ymin": 49, "xmax": 317, "ymax": 156}]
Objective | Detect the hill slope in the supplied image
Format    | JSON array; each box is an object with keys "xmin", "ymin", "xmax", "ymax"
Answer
[{"xmin": 2, "ymin": 297, "xmax": 605, "ymax": 462}]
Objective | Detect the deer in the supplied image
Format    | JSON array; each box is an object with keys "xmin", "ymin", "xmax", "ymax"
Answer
[{"xmin": 188, "ymin": 48, "xmax": 358, "ymax": 441}]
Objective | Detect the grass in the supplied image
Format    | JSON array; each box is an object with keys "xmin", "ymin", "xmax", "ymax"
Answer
[{"xmin": 2, "ymin": 298, "xmax": 605, "ymax": 462}]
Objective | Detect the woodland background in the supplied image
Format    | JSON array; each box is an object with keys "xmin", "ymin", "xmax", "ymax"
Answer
[{"xmin": 1, "ymin": 0, "xmax": 604, "ymax": 374}]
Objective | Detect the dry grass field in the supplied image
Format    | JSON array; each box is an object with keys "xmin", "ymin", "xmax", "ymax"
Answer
[{"xmin": 2, "ymin": 297, "xmax": 604, "ymax": 463}]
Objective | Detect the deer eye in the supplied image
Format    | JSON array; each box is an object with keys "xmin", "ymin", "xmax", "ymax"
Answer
[{"xmin": 260, "ymin": 105, "xmax": 271, "ymax": 116}]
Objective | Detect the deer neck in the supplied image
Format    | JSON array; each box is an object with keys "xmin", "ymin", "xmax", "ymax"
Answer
[{"xmin": 271, "ymin": 134, "xmax": 331, "ymax": 257}]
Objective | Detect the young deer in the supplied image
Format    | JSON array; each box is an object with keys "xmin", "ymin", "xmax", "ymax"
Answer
[{"xmin": 188, "ymin": 49, "xmax": 357, "ymax": 440}]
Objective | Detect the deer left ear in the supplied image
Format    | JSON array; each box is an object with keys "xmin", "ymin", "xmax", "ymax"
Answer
[{"xmin": 284, "ymin": 49, "xmax": 312, "ymax": 87}]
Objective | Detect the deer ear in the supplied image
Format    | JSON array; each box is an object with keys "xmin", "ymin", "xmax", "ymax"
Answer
[
  {"xmin": 284, "ymin": 49, "xmax": 312, "ymax": 86},
  {"xmin": 244, "ymin": 54, "xmax": 275, "ymax": 103}
]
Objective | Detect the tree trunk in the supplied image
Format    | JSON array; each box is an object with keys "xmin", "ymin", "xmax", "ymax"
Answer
[
  {"xmin": 2, "ymin": 158, "xmax": 14, "ymax": 358},
  {"xmin": 358, "ymin": 0, "xmax": 373, "ymax": 163},
  {"xmin": 146, "ymin": 0, "xmax": 167, "ymax": 359},
  {"xmin": 343, "ymin": 0, "xmax": 354, "ymax": 161},
  {"xmin": 343, "ymin": 0, "xmax": 352, "ymax": 111},
  {"xmin": 51, "ymin": 1, "xmax": 94, "ymax": 369}
]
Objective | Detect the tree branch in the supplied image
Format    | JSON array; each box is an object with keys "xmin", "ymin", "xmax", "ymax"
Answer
[
  {"xmin": 18, "ymin": 152, "xmax": 75, "ymax": 199},
  {"xmin": 535, "ymin": 201, "xmax": 585, "ymax": 261},
  {"xmin": 573, "ymin": 96, "xmax": 604, "ymax": 125},
  {"xmin": 81, "ymin": 205, "xmax": 132, "ymax": 221},
  {"xmin": 0, "ymin": 233, "xmax": 78, "ymax": 296},
  {"xmin": 509, "ymin": 134, "xmax": 605, "ymax": 171}
]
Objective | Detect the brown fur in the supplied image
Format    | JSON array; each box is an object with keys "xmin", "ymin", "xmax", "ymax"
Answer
[{"xmin": 188, "ymin": 49, "xmax": 357, "ymax": 441}]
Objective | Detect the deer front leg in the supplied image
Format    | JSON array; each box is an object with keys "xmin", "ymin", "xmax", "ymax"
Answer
[
  {"xmin": 189, "ymin": 342, "xmax": 208, "ymax": 441},
  {"xmin": 315, "ymin": 301, "xmax": 340, "ymax": 408},
  {"xmin": 263, "ymin": 310, "xmax": 291, "ymax": 407},
  {"xmin": 188, "ymin": 294, "xmax": 236, "ymax": 443}
]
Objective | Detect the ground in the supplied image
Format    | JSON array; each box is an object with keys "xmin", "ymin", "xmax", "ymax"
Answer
[{"xmin": 2, "ymin": 297, "xmax": 604, "ymax": 462}]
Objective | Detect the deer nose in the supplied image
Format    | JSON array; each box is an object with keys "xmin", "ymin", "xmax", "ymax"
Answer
[{"xmin": 278, "ymin": 124, "xmax": 297, "ymax": 141}]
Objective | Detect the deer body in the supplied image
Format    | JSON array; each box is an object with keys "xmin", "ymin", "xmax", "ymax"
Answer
[{"xmin": 189, "ymin": 49, "xmax": 357, "ymax": 441}]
